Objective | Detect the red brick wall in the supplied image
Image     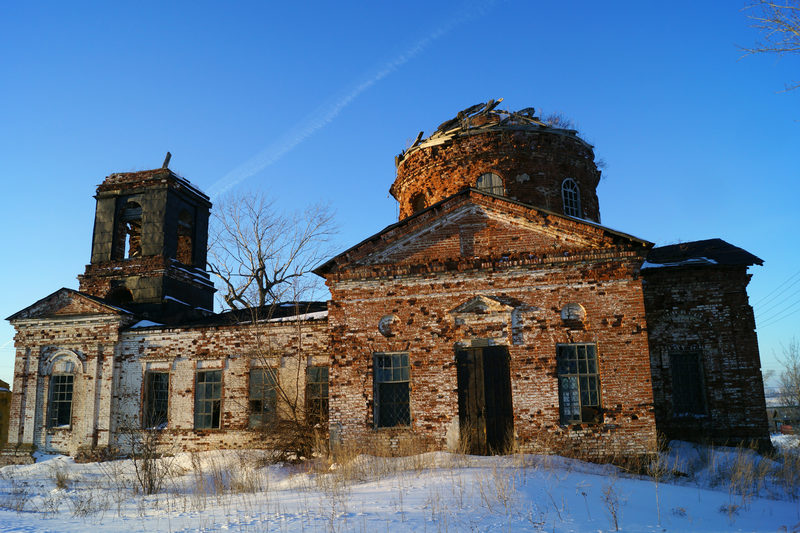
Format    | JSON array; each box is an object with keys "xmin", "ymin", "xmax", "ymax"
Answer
[
  {"xmin": 325, "ymin": 255, "xmax": 657, "ymax": 458},
  {"xmin": 392, "ymin": 130, "xmax": 601, "ymax": 222},
  {"xmin": 643, "ymin": 266, "xmax": 770, "ymax": 447},
  {"xmin": 8, "ymin": 295, "xmax": 329, "ymax": 455}
]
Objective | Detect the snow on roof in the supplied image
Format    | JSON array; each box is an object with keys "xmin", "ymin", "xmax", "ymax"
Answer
[
  {"xmin": 265, "ymin": 310, "xmax": 328, "ymax": 323},
  {"xmin": 641, "ymin": 257, "xmax": 718, "ymax": 270},
  {"xmin": 130, "ymin": 320, "xmax": 164, "ymax": 329},
  {"xmin": 163, "ymin": 296, "xmax": 191, "ymax": 306}
]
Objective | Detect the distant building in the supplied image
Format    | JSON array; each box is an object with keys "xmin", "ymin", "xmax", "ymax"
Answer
[{"xmin": 4, "ymin": 102, "xmax": 771, "ymax": 462}]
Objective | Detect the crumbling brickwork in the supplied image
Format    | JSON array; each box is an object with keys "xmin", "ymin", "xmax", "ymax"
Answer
[
  {"xmin": 79, "ymin": 167, "xmax": 213, "ymax": 322},
  {"xmin": 111, "ymin": 318, "xmax": 329, "ymax": 453},
  {"xmin": 5, "ymin": 103, "xmax": 771, "ymax": 462},
  {"xmin": 392, "ymin": 119, "xmax": 601, "ymax": 222},
  {"xmin": 7, "ymin": 288, "xmax": 329, "ymax": 456},
  {"xmin": 643, "ymin": 265, "xmax": 770, "ymax": 448},
  {"xmin": 6, "ymin": 291, "xmax": 133, "ymax": 456},
  {"xmin": 320, "ymin": 191, "xmax": 657, "ymax": 458}
]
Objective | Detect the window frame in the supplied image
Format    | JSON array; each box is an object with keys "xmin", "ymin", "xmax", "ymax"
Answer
[
  {"xmin": 305, "ymin": 365, "xmax": 329, "ymax": 427},
  {"xmin": 556, "ymin": 343, "xmax": 601, "ymax": 425},
  {"xmin": 561, "ymin": 178, "xmax": 581, "ymax": 218},
  {"xmin": 194, "ymin": 370, "xmax": 223, "ymax": 430},
  {"xmin": 373, "ymin": 352, "xmax": 411, "ymax": 429},
  {"xmin": 249, "ymin": 367, "xmax": 278, "ymax": 429},
  {"xmin": 475, "ymin": 172, "xmax": 505, "ymax": 196},
  {"xmin": 47, "ymin": 373, "xmax": 74, "ymax": 429},
  {"xmin": 143, "ymin": 371, "xmax": 170, "ymax": 429},
  {"xmin": 670, "ymin": 351, "xmax": 707, "ymax": 417}
]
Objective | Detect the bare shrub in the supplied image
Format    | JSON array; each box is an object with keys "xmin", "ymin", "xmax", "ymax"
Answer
[
  {"xmin": 645, "ymin": 435, "xmax": 671, "ymax": 525},
  {"xmin": 0, "ymin": 478, "xmax": 31, "ymax": 513},
  {"xmin": 771, "ymin": 445, "xmax": 800, "ymax": 499},
  {"xmin": 124, "ymin": 427, "xmax": 176, "ymax": 495},
  {"xmin": 602, "ymin": 482, "xmax": 624, "ymax": 531},
  {"xmin": 52, "ymin": 466, "xmax": 71, "ymax": 490}
]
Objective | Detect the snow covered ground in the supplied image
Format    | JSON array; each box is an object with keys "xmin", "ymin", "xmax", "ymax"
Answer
[{"xmin": 0, "ymin": 436, "xmax": 798, "ymax": 532}]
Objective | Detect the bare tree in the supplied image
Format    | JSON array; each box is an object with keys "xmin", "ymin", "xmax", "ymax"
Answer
[
  {"xmin": 742, "ymin": 0, "xmax": 800, "ymax": 90},
  {"xmin": 208, "ymin": 191, "xmax": 336, "ymax": 460},
  {"xmin": 208, "ymin": 191, "xmax": 336, "ymax": 311},
  {"xmin": 778, "ymin": 338, "xmax": 800, "ymax": 407}
]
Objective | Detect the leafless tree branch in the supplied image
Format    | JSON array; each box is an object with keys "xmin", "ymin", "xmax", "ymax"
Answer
[
  {"xmin": 778, "ymin": 338, "xmax": 800, "ymax": 407},
  {"xmin": 742, "ymin": 0, "xmax": 800, "ymax": 90},
  {"xmin": 208, "ymin": 191, "xmax": 337, "ymax": 310}
]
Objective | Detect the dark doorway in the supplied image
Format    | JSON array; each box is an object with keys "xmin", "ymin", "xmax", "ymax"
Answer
[{"xmin": 456, "ymin": 345, "xmax": 514, "ymax": 455}]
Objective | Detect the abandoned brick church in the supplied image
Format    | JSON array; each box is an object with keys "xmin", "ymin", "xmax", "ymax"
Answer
[{"xmin": 5, "ymin": 102, "xmax": 770, "ymax": 460}]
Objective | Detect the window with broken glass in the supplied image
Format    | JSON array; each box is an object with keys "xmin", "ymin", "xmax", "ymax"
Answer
[
  {"xmin": 670, "ymin": 351, "xmax": 706, "ymax": 416},
  {"xmin": 48, "ymin": 374, "xmax": 74, "ymax": 428},
  {"xmin": 475, "ymin": 172, "xmax": 505, "ymax": 196},
  {"xmin": 561, "ymin": 178, "xmax": 581, "ymax": 218},
  {"xmin": 249, "ymin": 368, "xmax": 277, "ymax": 428},
  {"xmin": 143, "ymin": 372, "xmax": 169, "ymax": 429},
  {"xmin": 374, "ymin": 352, "xmax": 410, "ymax": 428},
  {"xmin": 306, "ymin": 366, "xmax": 329, "ymax": 427},
  {"xmin": 557, "ymin": 343, "xmax": 601, "ymax": 424},
  {"xmin": 195, "ymin": 370, "xmax": 222, "ymax": 429}
]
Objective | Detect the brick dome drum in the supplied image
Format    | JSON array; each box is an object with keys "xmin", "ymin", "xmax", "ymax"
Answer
[{"xmin": 390, "ymin": 100, "xmax": 602, "ymax": 222}]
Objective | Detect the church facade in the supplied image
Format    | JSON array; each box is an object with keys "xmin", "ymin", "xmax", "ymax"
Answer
[{"xmin": 5, "ymin": 102, "xmax": 770, "ymax": 461}]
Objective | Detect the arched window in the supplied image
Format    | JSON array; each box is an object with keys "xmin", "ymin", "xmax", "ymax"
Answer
[
  {"xmin": 561, "ymin": 179, "xmax": 581, "ymax": 218},
  {"xmin": 114, "ymin": 201, "xmax": 142, "ymax": 259},
  {"xmin": 46, "ymin": 355, "xmax": 79, "ymax": 429},
  {"xmin": 106, "ymin": 286, "xmax": 133, "ymax": 307},
  {"xmin": 475, "ymin": 173, "xmax": 504, "ymax": 196},
  {"xmin": 176, "ymin": 209, "xmax": 194, "ymax": 264},
  {"xmin": 410, "ymin": 193, "xmax": 426, "ymax": 214}
]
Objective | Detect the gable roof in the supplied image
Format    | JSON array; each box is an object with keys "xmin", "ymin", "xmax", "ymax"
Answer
[
  {"xmin": 643, "ymin": 239, "xmax": 763, "ymax": 270},
  {"xmin": 315, "ymin": 188, "xmax": 652, "ymax": 276},
  {"xmin": 6, "ymin": 288, "xmax": 133, "ymax": 322}
]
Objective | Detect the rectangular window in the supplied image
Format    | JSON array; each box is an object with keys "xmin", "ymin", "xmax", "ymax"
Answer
[
  {"xmin": 671, "ymin": 352, "xmax": 706, "ymax": 416},
  {"xmin": 557, "ymin": 344, "xmax": 601, "ymax": 424},
  {"xmin": 374, "ymin": 352, "xmax": 410, "ymax": 428},
  {"xmin": 195, "ymin": 370, "xmax": 222, "ymax": 429},
  {"xmin": 249, "ymin": 368, "xmax": 277, "ymax": 428},
  {"xmin": 306, "ymin": 366, "xmax": 329, "ymax": 426},
  {"xmin": 48, "ymin": 374, "xmax": 74, "ymax": 428},
  {"xmin": 143, "ymin": 372, "xmax": 169, "ymax": 429}
]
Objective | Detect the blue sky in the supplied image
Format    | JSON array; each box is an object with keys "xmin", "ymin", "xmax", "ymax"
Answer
[{"xmin": 1, "ymin": 1, "xmax": 798, "ymax": 387}]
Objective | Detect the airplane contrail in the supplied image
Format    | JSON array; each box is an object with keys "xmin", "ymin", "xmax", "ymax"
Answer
[{"xmin": 207, "ymin": 1, "xmax": 493, "ymax": 197}]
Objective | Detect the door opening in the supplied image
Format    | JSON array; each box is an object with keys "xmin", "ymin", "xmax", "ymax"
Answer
[{"xmin": 455, "ymin": 345, "xmax": 513, "ymax": 455}]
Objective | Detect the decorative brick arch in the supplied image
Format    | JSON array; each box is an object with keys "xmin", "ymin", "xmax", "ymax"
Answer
[{"xmin": 43, "ymin": 349, "xmax": 85, "ymax": 375}]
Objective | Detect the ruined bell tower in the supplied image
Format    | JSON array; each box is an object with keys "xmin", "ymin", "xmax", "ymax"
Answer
[{"xmin": 78, "ymin": 160, "xmax": 215, "ymax": 322}]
